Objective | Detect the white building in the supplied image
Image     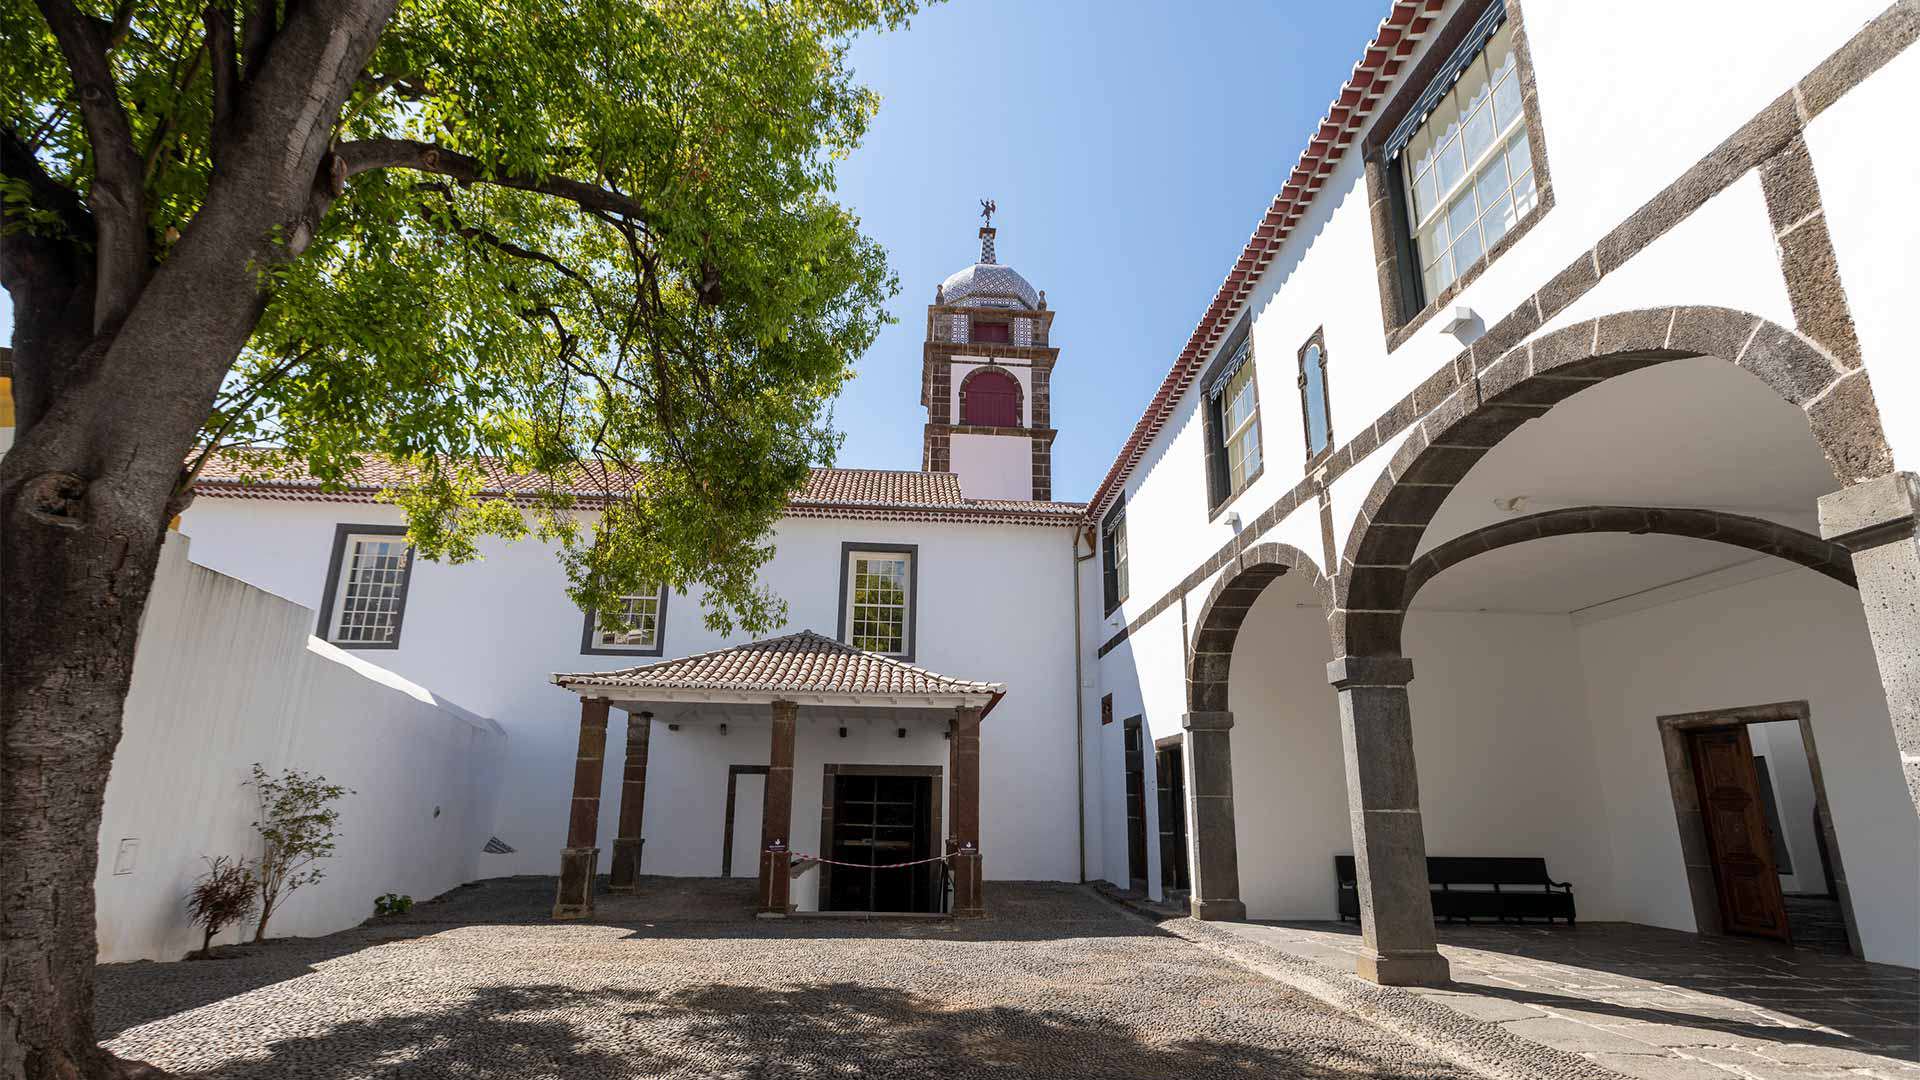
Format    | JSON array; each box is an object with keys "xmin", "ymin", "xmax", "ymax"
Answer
[{"xmin": 99, "ymin": 0, "xmax": 1920, "ymax": 980}]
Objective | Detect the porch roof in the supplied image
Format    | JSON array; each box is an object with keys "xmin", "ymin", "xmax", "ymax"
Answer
[{"xmin": 551, "ymin": 631, "xmax": 1004, "ymax": 714}]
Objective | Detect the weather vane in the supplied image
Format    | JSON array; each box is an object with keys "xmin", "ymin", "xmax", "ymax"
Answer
[{"xmin": 979, "ymin": 198, "xmax": 996, "ymax": 227}]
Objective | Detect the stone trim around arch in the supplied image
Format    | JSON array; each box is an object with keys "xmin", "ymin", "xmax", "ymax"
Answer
[
  {"xmin": 1403, "ymin": 505, "xmax": 1858, "ymax": 609},
  {"xmin": 957, "ymin": 363, "xmax": 1026, "ymax": 429},
  {"xmin": 1187, "ymin": 542, "xmax": 1332, "ymax": 714},
  {"xmin": 1334, "ymin": 306, "xmax": 1894, "ymax": 658}
]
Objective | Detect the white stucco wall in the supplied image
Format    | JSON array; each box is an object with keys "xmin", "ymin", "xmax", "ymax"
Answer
[
  {"xmin": 177, "ymin": 500, "xmax": 1083, "ymax": 891},
  {"xmin": 1746, "ymin": 718, "xmax": 1823, "ymax": 897},
  {"xmin": 98, "ymin": 535, "xmax": 505, "ymax": 962},
  {"xmin": 1577, "ymin": 567, "xmax": 1919, "ymax": 968},
  {"xmin": 950, "ymin": 432, "xmax": 1033, "ymax": 500}
]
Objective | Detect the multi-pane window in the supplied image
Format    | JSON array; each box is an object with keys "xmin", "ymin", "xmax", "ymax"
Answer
[
  {"xmin": 1298, "ymin": 331, "xmax": 1333, "ymax": 463},
  {"xmin": 846, "ymin": 551, "xmax": 912, "ymax": 656},
  {"xmin": 1102, "ymin": 506, "xmax": 1129, "ymax": 614},
  {"xmin": 1400, "ymin": 18, "xmax": 1534, "ymax": 300},
  {"xmin": 593, "ymin": 590, "xmax": 663, "ymax": 650},
  {"xmin": 324, "ymin": 530, "xmax": 412, "ymax": 647},
  {"xmin": 1221, "ymin": 360, "xmax": 1262, "ymax": 490}
]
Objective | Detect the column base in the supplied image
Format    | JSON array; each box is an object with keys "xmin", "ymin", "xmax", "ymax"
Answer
[
  {"xmin": 1188, "ymin": 897, "xmax": 1246, "ymax": 921},
  {"xmin": 1356, "ymin": 950, "xmax": 1451, "ymax": 987},
  {"xmin": 552, "ymin": 847, "xmax": 599, "ymax": 919},
  {"xmin": 759, "ymin": 846, "xmax": 793, "ymax": 915},
  {"xmin": 950, "ymin": 850, "xmax": 985, "ymax": 918},
  {"xmin": 607, "ymin": 837, "xmax": 644, "ymax": 893}
]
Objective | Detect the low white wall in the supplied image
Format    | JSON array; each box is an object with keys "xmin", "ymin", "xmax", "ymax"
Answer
[{"xmin": 96, "ymin": 535, "xmax": 506, "ymax": 963}]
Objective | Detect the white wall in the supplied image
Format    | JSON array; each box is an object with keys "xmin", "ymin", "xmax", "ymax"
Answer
[
  {"xmin": 1578, "ymin": 568, "xmax": 1919, "ymax": 968},
  {"xmin": 950, "ymin": 432, "xmax": 1033, "ymax": 500},
  {"xmin": 178, "ymin": 500, "xmax": 1083, "ymax": 890},
  {"xmin": 98, "ymin": 535, "xmax": 505, "ymax": 962},
  {"xmin": 1747, "ymin": 719, "xmax": 1823, "ymax": 897}
]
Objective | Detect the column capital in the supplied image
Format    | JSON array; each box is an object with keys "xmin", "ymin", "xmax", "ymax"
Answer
[
  {"xmin": 1327, "ymin": 656, "xmax": 1414, "ymax": 689},
  {"xmin": 580, "ymin": 697, "xmax": 612, "ymax": 728},
  {"xmin": 1819, "ymin": 472, "xmax": 1918, "ymax": 551},
  {"xmin": 1181, "ymin": 710, "xmax": 1234, "ymax": 732}
]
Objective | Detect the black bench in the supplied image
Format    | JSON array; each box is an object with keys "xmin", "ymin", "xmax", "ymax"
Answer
[{"xmin": 1335, "ymin": 855, "xmax": 1575, "ymax": 924}]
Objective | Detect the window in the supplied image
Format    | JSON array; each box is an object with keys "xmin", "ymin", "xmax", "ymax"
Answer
[
  {"xmin": 580, "ymin": 586, "xmax": 669, "ymax": 656},
  {"xmin": 1202, "ymin": 326, "xmax": 1262, "ymax": 509},
  {"xmin": 970, "ymin": 320, "xmax": 1011, "ymax": 344},
  {"xmin": 961, "ymin": 369, "xmax": 1020, "ymax": 427},
  {"xmin": 1102, "ymin": 503, "xmax": 1129, "ymax": 614},
  {"xmin": 1298, "ymin": 329, "xmax": 1333, "ymax": 464},
  {"xmin": 317, "ymin": 525, "xmax": 414, "ymax": 649},
  {"xmin": 1395, "ymin": 11, "xmax": 1535, "ymax": 302},
  {"xmin": 837, "ymin": 544, "xmax": 916, "ymax": 659}
]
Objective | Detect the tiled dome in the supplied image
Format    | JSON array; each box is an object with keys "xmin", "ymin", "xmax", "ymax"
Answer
[{"xmin": 939, "ymin": 261, "xmax": 1040, "ymax": 310}]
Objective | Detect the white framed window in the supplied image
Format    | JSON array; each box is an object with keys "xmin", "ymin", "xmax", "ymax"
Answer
[
  {"xmin": 319, "ymin": 526, "xmax": 414, "ymax": 648},
  {"xmin": 840, "ymin": 546, "xmax": 915, "ymax": 658},
  {"xmin": 1400, "ymin": 18, "xmax": 1535, "ymax": 300},
  {"xmin": 582, "ymin": 586, "xmax": 668, "ymax": 656},
  {"xmin": 1222, "ymin": 358, "xmax": 1263, "ymax": 489}
]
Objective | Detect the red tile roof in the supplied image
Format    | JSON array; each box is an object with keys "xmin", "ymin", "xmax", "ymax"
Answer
[
  {"xmin": 192, "ymin": 450, "xmax": 1085, "ymax": 527},
  {"xmin": 1086, "ymin": 0, "xmax": 1445, "ymax": 518},
  {"xmin": 552, "ymin": 630, "xmax": 1004, "ymax": 704}
]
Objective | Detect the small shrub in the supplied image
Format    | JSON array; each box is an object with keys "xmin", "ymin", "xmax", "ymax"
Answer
[
  {"xmin": 374, "ymin": 893, "xmax": 414, "ymax": 917},
  {"xmin": 249, "ymin": 763, "xmax": 353, "ymax": 942},
  {"xmin": 186, "ymin": 856, "xmax": 256, "ymax": 958}
]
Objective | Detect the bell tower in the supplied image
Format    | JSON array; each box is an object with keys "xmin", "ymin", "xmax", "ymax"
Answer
[{"xmin": 920, "ymin": 202, "xmax": 1059, "ymax": 501}]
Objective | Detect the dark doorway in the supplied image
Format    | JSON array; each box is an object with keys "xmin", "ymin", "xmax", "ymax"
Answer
[
  {"xmin": 1155, "ymin": 736, "xmax": 1190, "ymax": 893},
  {"xmin": 1123, "ymin": 716, "xmax": 1148, "ymax": 890},
  {"xmin": 1689, "ymin": 726, "xmax": 1791, "ymax": 942},
  {"xmin": 823, "ymin": 771, "xmax": 939, "ymax": 913}
]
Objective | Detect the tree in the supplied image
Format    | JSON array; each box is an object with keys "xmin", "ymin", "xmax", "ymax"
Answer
[
  {"xmin": 183, "ymin": 855, "xmax": 255, "ymax": 960},
  {"xmin": 247, "ymin": 764, "xmax": 349, "ymax": 943},
  {"xmin": 0, "ymin": 1, "xmax": 915, "ymax": 1074}
]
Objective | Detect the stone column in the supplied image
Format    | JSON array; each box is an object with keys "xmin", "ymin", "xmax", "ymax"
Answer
[
  {"xmin": 948, "ymin": 704, "xmax": 985, "ymax": 917},
  {"xmin": 1328, "ymin": 656, "xmax": 1449, "ymax": 986},
  {"xmin": 607, "ymin": 709, "xmax": 652, "ymax": 893},
  {"xmin": 1820, "ymin": 472, "xmax": 1920, "ymax": 813},
  {"xmin": 1180, "ymin": 710, "xmax": 1245, "ymax": 920},
  {"xmin": 553, "ymin": 697, "xmax": 610, "ymax": 919},
  {"xmin": 758, "ymin": 699, "xmax": 797, "ymax": 915}
]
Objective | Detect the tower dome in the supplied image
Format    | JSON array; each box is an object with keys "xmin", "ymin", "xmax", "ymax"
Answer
[{"xmin": 936, "ymin": 208, "xmax": 1042, "ymax": 310}]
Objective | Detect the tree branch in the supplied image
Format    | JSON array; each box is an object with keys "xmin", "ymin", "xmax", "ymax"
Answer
[
  {"xmin": 33, "ymin": 0, "xmax": 149, "ymax": 332},
  {"xmin": 2, "ymin": 125, "xmax": 96, "ymax": 245},
  {"xmin": 205, "ymin": 1, "xmax": 239, "ymax": 140},
  {"xmin": 330, "ymin": 139, "xmax": 656, "ymax": 225},
  {"xmin": 413, "ymin": 183, "xmax": 588, "ymax": 284}
]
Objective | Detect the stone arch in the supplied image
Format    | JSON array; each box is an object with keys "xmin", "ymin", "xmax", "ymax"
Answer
[
  {"xmin": 957, "ymin": 364, "xmax": 1025, "ymax": 428},
  {"xmin": 1187, "ymin": 542, "xmax": 1332, "ymax": 714},
  {"xmin": 1334, "ymin": 306, "xmax": 1894, "ymax": 658},
  {"xmin": 1404, "ymin": 505, "xmax": 1857, "ymax": 608}
]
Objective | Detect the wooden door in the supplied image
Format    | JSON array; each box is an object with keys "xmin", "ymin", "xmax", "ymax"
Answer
[
  {"xmin": 1690, "ymin": 727, "xmax": 1791, "ymax": 941},
  {"xmin": 1123, "ymin": 717, "xmax": 1148, "ymax": 888},
  {"xmin": 1156, "ymin": 742, "xmax": 1190, "ymax": 892}
]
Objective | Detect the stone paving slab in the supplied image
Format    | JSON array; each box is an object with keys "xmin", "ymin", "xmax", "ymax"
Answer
[
  {"xmin": 95, "ymin": 878, "xmax": 1487, "ymax": 1079},
  {"xmin": 1199, "ymin": 918, "xmax": 1920, "ymax": 1080}
]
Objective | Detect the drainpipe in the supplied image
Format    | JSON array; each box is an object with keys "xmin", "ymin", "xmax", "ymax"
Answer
[{"xmin": 1070, "ymin": 522, "xmax": 1097, "ymax": 883}]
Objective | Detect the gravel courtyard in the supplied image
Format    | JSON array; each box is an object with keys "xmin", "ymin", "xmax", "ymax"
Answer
[{"xmin": 97, "ymin": 877, "xmax": 1479, "ymax": 1079}]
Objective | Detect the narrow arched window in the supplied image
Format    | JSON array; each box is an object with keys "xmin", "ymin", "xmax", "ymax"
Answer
[{"xmin": 961, "ymin": 370, "xmax": 1020, "ymax": 427}]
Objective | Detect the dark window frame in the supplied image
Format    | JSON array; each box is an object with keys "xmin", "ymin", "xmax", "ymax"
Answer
[
  {"xmin": 579, "ymin": 584, "xmax": 672, "ymax": 657},
  {"xmin": 1297, "ymin": 327, "xmax": 1335, "ymax": 468},
  {"xmin": 1364, "ymin": 0, "xmax": 1554, "ymax": 350},
  {"xmin": 958, "ymin": 365, "xmax": 1023, "ymax": 428},
  {"xmin": 1101, "ymin": 499, "xmax": 1129, "ymax": 615},
  {"xmin": 836, "ymin": 542, "xmax": 919, "ymax": 661},
  {"xmin": 316, "ymin": 523, "xmax": 416, "ymax": 651},
  {"xmin": 1200, "ymin": 320, "xmax": 1263, "ymax": 516}
]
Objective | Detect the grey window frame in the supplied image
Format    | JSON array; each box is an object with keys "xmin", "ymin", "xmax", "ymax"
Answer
[
  {"xmin": 1101, "ymin": 500, "xmax": 1128, "ymax": 615},
  {"xmin": 316, "ymin": 523, "xmax": 415, "ymax": 651},
  {"xmin": 1200, "ymin": 320, "xmax": 1262, "ymax": 514},
  {"xmin": 580, "ymin": 585, "xmax": 672, "ymax": 657},
  {"xmin": 836, "ymin": 542, "xmax": 918, "ymax": 661},
  {"xmin": 1298, "ymin": 327, "xmax": 1335, "ymax": 467}
]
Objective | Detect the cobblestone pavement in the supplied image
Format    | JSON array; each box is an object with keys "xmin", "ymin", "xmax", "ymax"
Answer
[
  {"xmin": 1212, "ymin": 918, "xmax": 1920, "ymax": 1080},
  {"xmin": 96, "ymin": 878, "xmax": 1485, "ymax": 1079}
]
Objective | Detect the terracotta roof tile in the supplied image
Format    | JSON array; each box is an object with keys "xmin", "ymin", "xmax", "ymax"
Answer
[
  {"xmin": 192, "ymin": 450, "xmax": 1085, "ymax": 527},
  {"xmin": 552, "ymin": 630, "xmax": 1004, "ymax": 700}
]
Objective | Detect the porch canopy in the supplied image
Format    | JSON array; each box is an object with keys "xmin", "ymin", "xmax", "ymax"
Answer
[{"xmin": 549, "ymin": 631, "xmax": 1004, "ymax": 918}]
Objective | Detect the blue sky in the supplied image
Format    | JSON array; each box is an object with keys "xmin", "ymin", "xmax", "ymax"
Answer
[{"xmin": 0, "ymin": 1, "xmax": 1386, "ymax": 501}]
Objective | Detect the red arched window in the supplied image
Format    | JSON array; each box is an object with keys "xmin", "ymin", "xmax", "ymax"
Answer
[{"xmin": 961, "ymin": 370, "xmax": 1020, "ymax": 427}]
